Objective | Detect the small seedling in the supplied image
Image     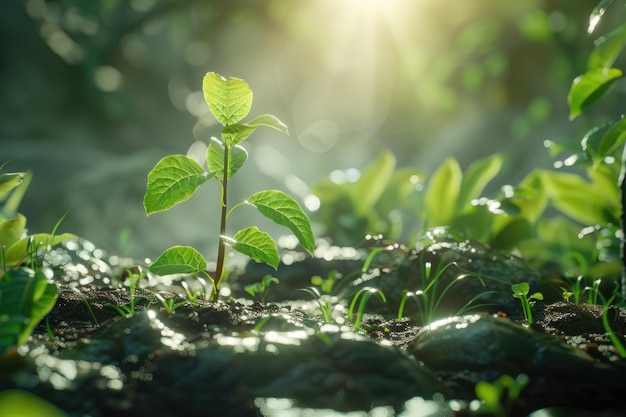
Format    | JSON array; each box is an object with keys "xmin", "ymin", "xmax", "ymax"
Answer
[
  {"xmin": 299, "ymin": 286, "xmax": 335, "ymax": 324},
  {"xmin": 474, "ymin": 374, "xmax": 529, "ymax": 417},
  {"xmin": 348, "ymin": 287, "xmax": 386, "ymax": 331},
  {"xmin": 154, "ymin": 292, "xmax": 188, "ymax": 314},
  {"xmin": 144, "ymin": 72, "xmax": 315, "ymax": 302},
  {"xmin": 106, "ymin": 267, "xmax": 147, "ymax": 317},
  {"xmin": 398, "ymin": 256, "xmax": 497, "ymax": 325},
  {"xmin": 601, "ymin": 294, "xmax": 626, "ymax": 358},
  {"xmin": 511, "ymin": 282, "xmax": 543, "ymax": 325},
  {"xmin": 244, "ymin": 274, "xmax": 279, "ymax": 303}
]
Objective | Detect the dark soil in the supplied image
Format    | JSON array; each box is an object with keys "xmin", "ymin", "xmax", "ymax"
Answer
[{"xmin": 2, "ymin": 238, "xmax": 626, "ymax": 417}]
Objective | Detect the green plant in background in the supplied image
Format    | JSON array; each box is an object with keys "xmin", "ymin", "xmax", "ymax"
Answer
[
  {"xmin": 511, "ymin": 282, "xmax": 543, "ymax": 325},
  {"xmin": 144, "ymin": 72, "xmax": 315, "ymax": 302},
  {"xmin": 0, "ymin": 267, "xmax": 58, "ymax": 357},
  {"xmin": 474, "ymin": 374, "xmax": 529, "ymax": 417},
  {"xmin": 0, "ymin": 165, "xmax": 74, "ymax": 270},
  {"xmin": 244, "ymin": 274, "xmax": 279, "ymax": 303},
  {"xmin": 562, "ymin": 0, "xmax": 626, "ymax": 297}
]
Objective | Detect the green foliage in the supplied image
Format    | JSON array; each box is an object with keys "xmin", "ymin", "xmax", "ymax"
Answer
[
  {"xmin": 511, "ymin": 282, "xmax": 543, "ymax": 325},
  {"xmin": 601, "ymin": 294, "xmax": 626, "ymax": 358},
  {"xmin": 475, "ymin": 374, "xmax": 529, "ymax": 417},
  {"xmin": 0, "ymin": 267, "xmax": 58, "ymax": 357},
  {"xmin": 244, "ymin": 274, "xmax": 280, "ymax": 303},
  {"xmin": 0, "ymin": 167, "xmax": 74, "ymax": 269},
  {"xmin": 144, "ymin": 72, "xmax": 314, "ymax": 301},
  {"xmin": 398, "ymin": 257, "xmax": 497, "ymax": 326},
  {"xmin": 0, "ymin": 389, "xmax": 68, "ymax": 417}
]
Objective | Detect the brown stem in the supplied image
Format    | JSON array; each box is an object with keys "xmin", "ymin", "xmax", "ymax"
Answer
[{"xmin": 211, "ymin": 144, "xmax": 229, "ymax": 302}]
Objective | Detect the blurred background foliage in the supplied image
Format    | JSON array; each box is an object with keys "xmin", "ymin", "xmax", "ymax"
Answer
[{"xmin": 1, "ymin": 0, "xmax": 625, "ymax": 266}]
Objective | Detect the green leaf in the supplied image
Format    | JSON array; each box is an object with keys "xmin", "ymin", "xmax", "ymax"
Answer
[
  {"xmin": 4, "ymin": 233, "xmax": 75, "ymax": 267},
  {"xmin": 247, "ymin": 190, "xmax": 315, "ymax": 254},
  {"xmin": 247, "ymin": 114, "xmax": 289, "ymax": 134},
  {"xmin": 222, "ymin": 124, "xmax": 257, "ymax": 147},
  {"xmin": 144, "ymin": 155, "xmax": 211, "ymax": 215},
  {"xmin": 568, "ymin": 68, "xmax": 622, "ymax": 120},
  {"xmin": 511, "ymin": 282, "xmax": 529, "ymax": 296},
  {"xmin": 230, "ymin": 226, "xmax": 279, "ymax": 269},
  {"xmin": 0, "ymin": 171, "xmax": 31, "ymax": 220},
  {"xmin": 207, "ymin": 138, "xmax": 248, "ymax": 179},
  {"xmin": 0, "ymin": 390, "xmax": 68, "ymax": 417},
  {"xmin": 592, "ymin": 118, "xmax": 626, "ymax": 159},
  {"xmin": 0, "ymin": 213, "xmax": 26, "ymax": 248},
  {"xmin": 350, "ymin": 149, "xmax": 396, "ymax": 215},
  {"xmin": 539, "ymin": 170, "xmax": 616, "ymax": 225},
  {"xmin": 456, "ymin": 154, "xmax": 502, "ymax": 212},
  {"xmin": 0, "ymin": 172, "xmax": 25, "ymax": 200},
  {"xmin": 202, "ymin": 72, "xmax": 252, "ymax": 126},
  {"xmin": 588, "ymin": 0, "xmax": 614, "ymax": 34},
  {"xmin": 148, "ymin": 246, "xmax": 207, "ymax": 275},
  {"xmin": 589, "ymin": 22, "xmax": 626, "ymax": 69},
  {"xmin": 0, "ymin": 268, "xmax": 58, "ymax": 356},
  {"xmin": 424, "ymin": 158, "xmax": 462, "ymax": 227}
]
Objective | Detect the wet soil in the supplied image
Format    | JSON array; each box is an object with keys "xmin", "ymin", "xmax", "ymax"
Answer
[{"xmin": 2, "ymin": 238, "xmax": 626, "ymax": 416}]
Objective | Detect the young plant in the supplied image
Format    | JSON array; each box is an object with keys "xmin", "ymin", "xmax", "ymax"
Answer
[
  {"xmin": 144, "ymin": 72, "xmax": 315, "ymax": 302},
  {"xmin": 511, "ymin": 282, "xmax": 543, "ymax": 325},
  {"xmin": 601, "ymin": 294, "xmax": 626, "ymax": 359},
  {"xmin": 348, "ymin": 287, "xmax": 386, "ymax": 331},
  {"xmin": 106, "ymin": 267, "xmax": 146, "ymax": 317},
  {"xmin": 299, "ymin": 286, "xmax": 334, "ymax": 324},
  {"xmin": 0, "ymin": 166, "xmax": 74, "ymax": 270},
  {"xmin": 154, "ymin": 292, "xmax": 188, "ymax": 314},
  {"xmin": 398, "ymin": 256, "xmax": 497, "ymax": 325},
  {"xmin": 244, "ymin": 274, "xmax": 279, "ymax": 303},
  {"xmin": 474, "ymin": 374, "xmax": 529, "ymax": 417}
]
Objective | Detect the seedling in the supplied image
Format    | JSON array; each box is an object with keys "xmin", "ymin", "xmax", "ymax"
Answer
[
  {"xmin": 398, "ymin": 256, "xmax": 497, "ymax": 325},
  {"xmin": 348, "ymin": 287, "xmax": 386, "ymax": 331},
  {"xmin": 244, "ymin": 274, "xmax": 279, "ymax": 303},
  {"xmin": 144, "ymin": 72, "xmax": 315, "ymax": 302},
  {"xmin": 299, "ymin": 286, "xmax": 335, "ymax": 324},
  {"xmin": 154, "ymin": 292, "xmax": 188, "ymax": 314},
  {"xmin": 601, "ymin": 294, "xmax": 626, "ymax": 358},
  {"xmin": 511, "ymin": 282, "xmax": 543, "ymax": 325},
  {"xmin": 474, "ymin": 374, "xmax": 529, "ymax": 417}
]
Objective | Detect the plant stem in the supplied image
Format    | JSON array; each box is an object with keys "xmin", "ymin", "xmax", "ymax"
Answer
[{"xmin": 212, "ymin": 144, "xmax": 229, "ymax": 302}]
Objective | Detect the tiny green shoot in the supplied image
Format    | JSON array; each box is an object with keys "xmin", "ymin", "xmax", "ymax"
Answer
[
  {"xmin": 348, "ymin": 287, "xmax": 386, "ymax": 331},
  {"xmin": 299, "ymin": 287, "xmax": 334, "ymax": 324},
  {"xmin": 244, "ymin": 274, "xmax": 279, "ymax": 303},
  {"xmin": 144, "ymin": 72, "xmax": 315, "ymax": 302},
  {"xmin": 511, "ymin": 282, "xmax": 543, "ymax": 325},
  {"xmin": 602, "ymin": 294, "xmax": 626, "ymax": 358}
]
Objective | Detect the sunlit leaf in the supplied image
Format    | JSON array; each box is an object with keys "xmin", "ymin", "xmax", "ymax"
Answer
[
  {"xmin": 539, "ymin": 170, "xmax": 616, "ymax": 224},
  {"xmin": 230, "ymin": 226, "xmax": 279, "ymax": 269},
  {"xmin": 425, "ymin": 158, "xmax": 462, "ymax": 227},
  {"xmin": 1, "ymin": 171, "xmax": 31, "ymax": 220},
  {"xmin": 456, "ymin": 154, "xmax": 502, "ymax": 211},
  {"xmin": 222, "ymin": 124, "xmax": 257, "ymax": 147},
  {"xmin": 351, "ymin": 149, "xmax": 396, "ymax": 214},
  {"xmin": 588, "ymin": 0, "xmax": 614, "ymax": 34},
  {"xmin": 207, "ymin": 138, "xmax": 248, "ymax": 179},
  {"xmin": 202, "ymin": 72, "xmax": 252, "ymax": 126},
  {"xmin": 0, "ymin": 390, "xmax": 68, "ymax": 417},
  {"xmin": 0, "ymin": 172, "xmax": 25, "ymax": 199},
  {"xmin": 247, "ymin": 190, "xmax": 315, "ymax": 254},
  {"xmin": 568, "ymin": 68, "xmax": 622, "ymax": 120},
  {"xmin": 148, "ymin": 245, "xmax": 207, "ymax": 275},
  {"xmin": 144, "ymin": 155, "xmax": 211, "ymax": 215},
  {"xmin": 246, "ymin": 114, "xmax": 289, "ymax": 134},
  {"xmin": 0, "ymin": 213, "xmax": 26, "ymax": 248},
  {"xmin": 4, "ymin": 233, "xmax": 75, "ymax": 267},
  {"xmin": 593, "ymin": 118, "xmax": 626, "ymax": 159},
  {"xmin": 589, "ymin": 22, "xmax": 626, "ymax": 69}
]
